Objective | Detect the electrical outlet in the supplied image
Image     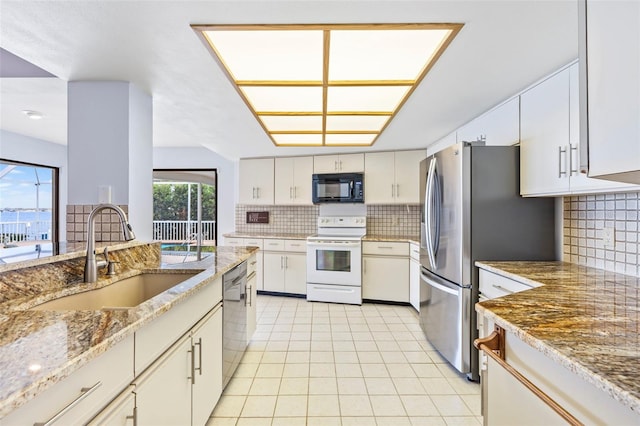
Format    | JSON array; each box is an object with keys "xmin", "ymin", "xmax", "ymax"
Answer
[{"xmin": 603, "ymin": 227, "xmax": 615, "ymax": 248}]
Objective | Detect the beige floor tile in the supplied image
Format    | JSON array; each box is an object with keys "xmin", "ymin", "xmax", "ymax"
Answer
[
  {"xmin": 333, "ymin": 340, "xmax": 357, "ymax": 351},
  {"xmin": 392, "ymin": 377, "xmax": 427, "ymax": 395},
  {"xmin": 211, "ymin": 395, "xmax": 246, "ymax": 417},
  {"xmin": 332, "ymin": 332, "xmax": 352, "ymax": 341},
  {"xmin": 223, "ymin": 377, "xmax": 253, "ymax": 396},
  {"xmin": 265, "ymin": 341, "xmax": 289, "ymax": 351},
  {"xmin": 403, "ymin": 351, "xmax": 431, "ymax": 363},
  {"xmin": 233, "ymin": 363, "xmax": 259, "ymax": 378},
  {"xmin": 255, "ymin": 363, "xmax": 285, "ymax": 378},
  {"xmin": 400, "ymin": 395, "xmax": 440, "ymax": 416},
  {"xmin": 312, "ymin": 332, "xmax": 332, "ymax": 341},
  {"xmin": 341, "ymin": 416, "xmax": 377, "ymax": 425},
  {"xmin": 309, "ymin": 362, "xmax": 336, "ymax": 377},
  {"xmin": 436, "ymin": 363, "xmax": 465, "ymax": 379},
  {"xmin": 337, "ymin": 377, "xmax": 368, "ymax": 395},
  {"xmin": 369, "ymin": 394, "xmax": 407, "ymax": 416},
  {"xmin": 285, "ymin": 351, "xmax": 310, "ymax": 363},
  {"xmin": 339, "ymin": 394, "xmax": 374, "ymax": 416},
  {"xmin": 261, "ymin": 351, "xmax": 287, "ymax": 363},
  {"xmin": 311, "ymin": 340, "xmax": 333, "ymax": 351},
  {"xmin": 412, "ymin": 363, "xmax": 445, "ymax": 378},
  {"xmin": 248, "ymin": 377, "xmax": 281, "ymax": 395},
  {"xmin": 310, "ymin": 351, "xmax": 334, "ymax": 363},
  {"xmin": 394, "ymin": 332, "xmax": 419, "ymax": 341},
  {"xmin": 377, "ymin": 340, "xmax": 402, "ymax": 351},
  {"xmin": 206, "ymin": 417, "xmax": 236, "ymax": 426},
  {"xmin": 240, "ymin": 351, "xmax": 263, "ymax": 363},
  {"xmin": 409, "ymin": 417, "xmax": 447, "ymax": 426},
  {"xmin": 278, "ymin": 377, "xmax": 308, "ymax": 395},
  {"xmin": 236, "ymin": 418, "xmax": 271, "ymax": 426},
  {"xmin": 431, "ymin": 395, "xmax": 474, "ymax": 416},
  {"xmin": 386, "ymin": 363, "xmax": 417, "ymax": 378},
  {"xmin": 358, "ymin": 351, "xmax": 384, "ymax": 363},
  {"xmin": 281, "ymin": 363, "xmax": 309, "ymax": 378},
  {"xmin": 336, "ymin": 362, "xmax": 363, "ymax": 377},
  {"xmin": 307, "ymin": 416, "xmax": 341, "ymax": 425},
  {"xmin": 375, "ymin": 417, "xmax": 412, "ymax": 425},
  {"xmin": 380, "ymin": 350, "xmax": 408, "ymax": 363},
  {"xmin": 460, "ymin": 394, "xmax": 481, "ymax": 416},
  {"xmin": 271, "ymin": 417, "xmax": 307, "ymax": 426},
  {"xmin": 287, "ymin": 340, "xmax": 310, "ymax": 351},
  {"xmin": 290, "ymin": 332, "xmax": 311, "ymax": 341},
  {"xmin": 307, "ymin": 394, "xmax": 340, "ymax": 417},
  {"xmin": 334, "ymin": 351, "xmax": 359, "ymax": 363},
  {"xmin": 371, "ymin": 331, "xmax": 395, "ymax": 341},
  {"xmin": 273, "ymin": 395, "xmax": 307, "ymax": 417},
  {"xmin": 397, "ymin": 341, "xmax": 424, "ymax": 351},
  {"xmin": 240, "ymin": 395, "xmax": 276, "ymax": 417},
  {"xmin": 420, "ymin": 378, "xmax": 457, "ymax": 395},
  {"xmin": 361, "ymin": 363, "xmax": 390, "ymax": 378},
  {"xmin": 308, "ymin": 377, "xmax": 338, "ymax": 395},
  {"xmin": 446, "ymin": 377, "xmax": 481, "ymax": 395},
  {"xmin": 355, "ymin": 341, "xmax": 379, "ymax": 351},
  {"xmin": 442, "ymin": 416, "xmax": 482, "ymax": 425},
  {"xmin": 365, "ymin": 377, "xmax": 397, "ymax": 395}
]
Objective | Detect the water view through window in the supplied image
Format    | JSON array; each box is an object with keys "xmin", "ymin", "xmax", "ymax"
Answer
[{"xmin": 0, "ymin": 160, "xmax": 58, "ymax": 264}]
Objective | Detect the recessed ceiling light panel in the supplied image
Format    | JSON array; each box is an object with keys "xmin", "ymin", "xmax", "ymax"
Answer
[{"xmin": 193, "ymin": 23, "xmax": 463, "ymax": 147}]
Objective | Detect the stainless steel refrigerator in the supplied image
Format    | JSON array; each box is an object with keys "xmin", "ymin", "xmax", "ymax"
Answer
[{"xmin": 419, "ymin": 142, "xmax": 556, "ymax": 381}]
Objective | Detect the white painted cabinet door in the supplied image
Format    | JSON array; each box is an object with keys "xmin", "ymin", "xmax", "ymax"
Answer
[
  {"xmin": 457, "ymin": 97, "xmax": 520, "ymax": 146},
  {"xmin": 191, "ymin": 306, "xmax": 223, "ymax": 426},
  {"xmin": 584, "ymin": 0, "xmax": 640, "ymax": 180},
  {"xmin": 363, "ymin": 256, "xmax": 409, "ymax": 303},
  {"xmin": 274, "ymin": 157, "xmax": 295, "ymax": 204},
  {"xmin": 247, "ymin": 273, "xmax": 258, "ymax": 342},
  {"xmin": 337, "ymin": 153, "xmax": 365, "ymax": 172},
  {"xmin": 394, "ymin": 150, "xmax": 423, "ymax": 204},
  {"xmin": 263, "ymin": 252, "xmax": 286, "ymax": 292},
  {"xmin": 520, "ymin": 68, "xmax": 571, "ymax": 196},
  {"xmin": 365, "ymin": 152, "xmax": 395, "ymax": 204},
  {"xmin": 292, "ymin": 156, "xmax": 314, "ymax": 204},
  {"xmin": 313, "ymin": 155, "xmax": 340, "ymax": 173},
  {"xmin": 239, "ymin": 158, "xmax": 274, "ymax": 205},
  {"xmin": 284, "ymin": 253, "xmax": 307, "ymax": 295},
  {"xmin": 88, "ymin": 385, "xmax": 136, "ymax": 426},
  {"xmin": 134, "ymin": 334, "xmax": 192, "ymax": 426}
]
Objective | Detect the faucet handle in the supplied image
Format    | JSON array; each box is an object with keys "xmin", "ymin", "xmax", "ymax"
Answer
[{"xmin": 106, "ymin": 260, "xmax": 119, "ymax": 275}]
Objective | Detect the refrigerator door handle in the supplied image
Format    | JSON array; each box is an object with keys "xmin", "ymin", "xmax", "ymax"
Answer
[
  {"xmin": 432, "ymin": 160, "xmax": 442, "ymax": 256},
  {"xmin": 424, "ymin": 158, "xmax": 437, "ymax": 269},
  {"xmin": 420, "ymin": 272, "xmax": 458, "ymax": 296}
]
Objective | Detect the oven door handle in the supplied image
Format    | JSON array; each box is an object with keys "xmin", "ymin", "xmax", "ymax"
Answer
[{"xmin": 307, "ymin": 241, "xmax": 361, "ymax": 248}]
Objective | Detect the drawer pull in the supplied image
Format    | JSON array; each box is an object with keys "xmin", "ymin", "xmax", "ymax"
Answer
[
  {"xmin": 34, "ymin": 381, "xmax": 102, "ymax": 426},
  {"xmin": 492, "ymin": 284, "xmax": 515, "ymax": 294},
  {"xmin": 475, "ymin": 328, "xmax": 583, "ymax": 426},
  {"xmin": 378, "ymin": 246, "xmax": 394, "ymax": 249}
]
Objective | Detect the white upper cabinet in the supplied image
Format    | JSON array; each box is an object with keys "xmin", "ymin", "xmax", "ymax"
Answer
[
  {"xmin": 314, "ymin": 153, "xmax": 364, "ymax": 173},
  {"xmin": 274, "ymin": 156, "xmax": 314, "ymax": 204},
  {"xmin": 581, "ymin": 0, "xmax": 640, "ymax": 184},
  {"xmin": 365, "ymin": 150, "xmax": 423, "ymax": 204},
  {"xmin": 239, "ymin": 158, "xmax": 274, "ymax": 205},
  {"xmin": 457, "ymin": 97, "xmax": 520, "ymax": 146},
  {"xmin": 521, "ymin": 63, "xmax": 638, "ymax": 196}
]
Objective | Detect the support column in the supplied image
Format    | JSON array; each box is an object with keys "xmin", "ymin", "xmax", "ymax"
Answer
[{"xmin": 67, "ymin": 81, "xmax": 152, "ymax": 242}]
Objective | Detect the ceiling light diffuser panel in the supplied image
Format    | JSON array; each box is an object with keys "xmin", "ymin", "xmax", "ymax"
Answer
[{"xmin": 193, "ymin": 23, "xmax": 463, "ymax": 147}]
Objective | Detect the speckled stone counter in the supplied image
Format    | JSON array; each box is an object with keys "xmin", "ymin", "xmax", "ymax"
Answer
[
  {"xmin": 223, "ymin": 232, "xmax": 312, "ymax": 240},
  {"xmin": 363, "ymin": 235, "xmax": 420, "ymax": 245},
  {"xmin": 475, "ymin": 261, "xmax": 640, "ymax": 414},
  {"xmin": 0, "ymin": 243, "xmax": 258, "ymax": 417}
]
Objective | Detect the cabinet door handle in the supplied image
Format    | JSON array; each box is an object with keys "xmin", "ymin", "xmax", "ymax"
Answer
[
  {"xmin": 492, "ymin": 284, "xmax": 515, "ymax": 294},
  {"xmin": 34, "ymin": 381, "xmax": 102, "ymax": 426},
  {"xmin": 378, "ymin": 246, "xmax": 394, "ymax": 249},
  {"xmin": 247, "ymin": 284, "xmax": 252, "ymax": 307},
  {"xmin": 339, "ymin": 160, "xmax": 343, "ymax": 171},
  {"xmin": 126, "ymin": 406, "xmax": 138, "ymax": 426},
  {"xmin": 363, "ymin": 259, "xmax": 366, "ymax": 274},
  {"xmin": 396, "ymin": 184, "xmax": 400, "ymax": 198},
  {"xmin": 194, "ymin": 338, "xmax": 203, "ymax": 376},
  {"xmin": 256, "ymin": 187, "xmax": 260, "ymax": 199},
  {"xmin": 281, "ymin": 256, "xmax": 284, "ymax": 269},
  {"xmin": 285, "ymin": 256, "xmax": 288, "ymax": 269},
  {"xmin": 558, "ymin": 146, "xmax": 567, "ymax": 178},
  {"xmin": 569, "ymin": 144, "xmax": 578, "ymax": 175},
  {"xmin": 290, "ymin": 187, "xmax": 293, "ymax": 199},
  {"xmin": 188, "ymin": 346, "xmax": 196, "ymax": 385},
  {"xmin": 334, "ymin": 160, "xmax": 339, "ymax": 171},
  {"xmin": 252, "ymin": 187, "xmax": 256, "ymax": 199},
  {"xmin": 294, "ymin": 187, "xmax": 297, "ymax": 199},
  {"xmin": 391, "ymin": 184, "xmax": 395, "ymax": 197}
]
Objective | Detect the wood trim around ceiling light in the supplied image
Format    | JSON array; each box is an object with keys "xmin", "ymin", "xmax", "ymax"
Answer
[{"xmin": 322, "ymin": 30, "xmax": 330, "ymax": 146}]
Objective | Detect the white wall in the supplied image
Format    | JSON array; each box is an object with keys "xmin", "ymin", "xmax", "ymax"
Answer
[
  {"xmin": 0, "ymin": 130, "xmax": 68, "ymax": 240},
  {"xmin": 153, "ymin": 147, "xmax": 237, "ymax": 242}
]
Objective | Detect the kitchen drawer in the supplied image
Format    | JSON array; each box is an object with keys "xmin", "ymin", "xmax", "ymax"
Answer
[
  {"xmin": 409, "ymin": 242, "xmax": 420, "ymax": 261},
  {"xmin": 363, "ymin": 241, "xmax": 409, "ymax": 256},
  {"xmin": 3, "ymin": 335, "xmax": 134, "ymax": 426},
  {"xmin": 224, "ymin": 237, "xmax": 244, "ymax": 247},
  {"xmin": 243, "ymin": 238, "xmax": 264, "ymax": 249},
  {"xmin": 284, "ymin": 239, "xmax": 306, "ymax": 252},
  {"xmin": 134, "ymin": 275, "xmax": 222, "ymax": 374},
  {"xmin": 479, "ymin": 269, "xmax": 539, "ymax": 299},
  {"xmin": 263, "ymin": 239, "xmax": 285, "ymax": 251}
]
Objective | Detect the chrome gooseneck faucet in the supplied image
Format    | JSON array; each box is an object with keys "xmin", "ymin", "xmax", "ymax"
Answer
[{"xmin": 84, "ymin": 203, "xmax": 136, "ymax": 283}]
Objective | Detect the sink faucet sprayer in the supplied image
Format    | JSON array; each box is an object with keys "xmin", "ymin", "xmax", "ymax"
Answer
[{"xmin": 84, "ymin": 203, "xmax": 136, "ymax": 283}]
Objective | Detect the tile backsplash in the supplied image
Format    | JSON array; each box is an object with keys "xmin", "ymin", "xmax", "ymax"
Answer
[
  {"xmin": 564, "ymin": 191, "xmax": 640, "ymax": 276},
  {"xmin": 235, "ymin": 204, "xmax": 420, "ymax": 238},
  {"xmin": 66, "ymin": 204, "xmax": 129, "ymax": 243}
]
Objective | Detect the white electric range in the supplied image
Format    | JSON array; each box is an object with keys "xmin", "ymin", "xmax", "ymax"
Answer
[{"xmin": 306, "ymin": 216, "xmax": 366, "ymax": 305}]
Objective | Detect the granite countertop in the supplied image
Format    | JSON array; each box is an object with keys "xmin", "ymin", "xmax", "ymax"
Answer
[
  {"xmin": 0, "ymin": 245, "xmax": 258, "ymax": 417},
  {"xmin": 475, "ymin": 261, "xmax": 640, "ymax": 414},
  {"xmin": 363, "ymin": 235, "xmax": 420, "ymax": 244},
  {"xmin": 224, "ymin": 232, "xmax": 312, "ymax": 240}
]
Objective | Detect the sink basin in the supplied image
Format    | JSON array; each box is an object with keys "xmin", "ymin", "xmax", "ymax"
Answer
[{"xmin": 31, "ymin": 273, "xmax": 198, "ymax": 311}]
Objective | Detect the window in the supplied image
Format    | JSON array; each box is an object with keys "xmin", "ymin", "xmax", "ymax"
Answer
[
  {"xmin": 0, "ymin": 159, "xmax": 58, "ymax": 263},
  {"xmin": 152, "ymin": 169, "xmax": 217, "ymax": 254}
]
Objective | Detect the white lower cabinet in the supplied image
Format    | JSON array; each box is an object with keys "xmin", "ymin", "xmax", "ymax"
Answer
[
  {"xmin": 87, "ymin": 385, "xmax": 136, "ymax": 426},
  {"xmin": 246, "ymin": 254, "xmax": 258, "ymax": 343},
  {"xmin": 263, "ymin": 239, "xmax": 306, "ymax": 295},
  {"xmin": 362, "ymin": 242, "xmax": 409, "ymax": 303},
  {"xmin": 409, "ymin": 243, "xmax": 420, "ymax": 311},
  {"xmin": 225, "ymin": 237, "xmax": 264, "ymax": 291},
  {"xmin": 2, "ymin": 335, "xmax": 134, "ymax": 426}
]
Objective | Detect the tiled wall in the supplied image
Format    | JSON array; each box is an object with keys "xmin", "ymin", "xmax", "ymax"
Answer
[
  {"xmin": 563, "ymin": 191, "xmax": 640, "ymax": 276},
  {"xmin": 66, "ymin": 204, "xmax": 129, "ymax": 243},
  {"xmin": 235, "ymin": 204, "xmax": 420, "ymax": 238}
]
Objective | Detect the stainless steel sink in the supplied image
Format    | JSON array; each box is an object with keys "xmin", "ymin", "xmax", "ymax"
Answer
[{"xmin": 31, "ymin": 272, "xmax": 198, "ymax": 311}]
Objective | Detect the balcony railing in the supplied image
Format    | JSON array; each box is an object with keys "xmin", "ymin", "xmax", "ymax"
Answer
[
  {"xmin": 153, "ymin": 220, "xmax": 216, "ymax": 243},
  {"xmin": 1, "ymin": 220, "xmax": 51, "ymax": 244}
]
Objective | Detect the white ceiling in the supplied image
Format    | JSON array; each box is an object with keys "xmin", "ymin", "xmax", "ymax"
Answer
[{"xmin": 0, "ymin": 0, "xmax": 578, "ymax": 160}]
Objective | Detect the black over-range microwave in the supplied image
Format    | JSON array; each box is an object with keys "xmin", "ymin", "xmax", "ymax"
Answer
[{"xmin": 312, "ymin": 173, "xmax": 364, "ymax": 204}]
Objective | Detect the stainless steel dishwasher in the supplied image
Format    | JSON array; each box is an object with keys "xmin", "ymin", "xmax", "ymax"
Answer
[{"xmin": 222, "ymin": 261, "xmax": 247, "ymax": 388}]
